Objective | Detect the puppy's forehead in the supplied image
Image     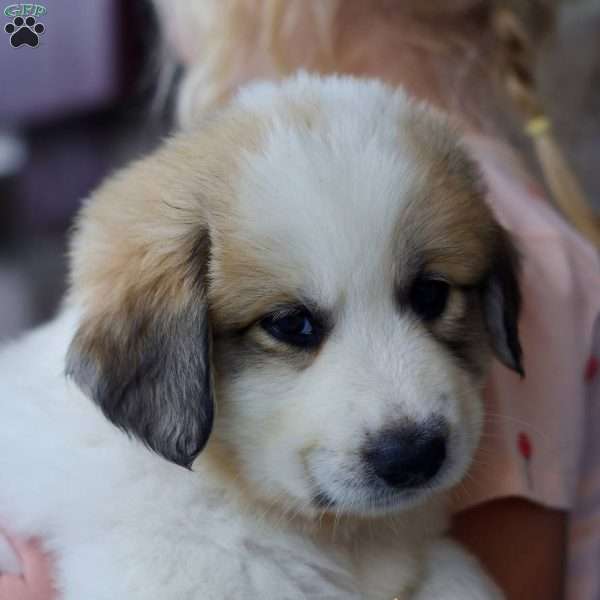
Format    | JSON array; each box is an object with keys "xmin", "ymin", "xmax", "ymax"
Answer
[
  {"xmin": 235, "ymin": 119, "xmax": 418, "ymax": 292},
  {"xmin": 210, "ymin": 77, "xmax": 495, "ymax": 322}
]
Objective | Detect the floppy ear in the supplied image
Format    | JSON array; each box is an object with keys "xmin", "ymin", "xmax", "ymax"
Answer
[
  {"xmin": 67, "ymin": 295, "xmax": 213, "ymax": 469},
  {"xmin": 482, "ymin": 230, "xmax": 524, "ymax": 376},
  {"xmin": 65, "ymin": 151, "xmax": 216, "ymax": 469}
]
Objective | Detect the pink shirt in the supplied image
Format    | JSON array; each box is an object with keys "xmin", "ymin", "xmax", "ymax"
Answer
[{"xmin": 454, "ymin": 134, "xmax": 600, "ymax": 599}]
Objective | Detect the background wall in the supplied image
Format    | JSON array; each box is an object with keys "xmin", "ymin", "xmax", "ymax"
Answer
[{"xmin": 0, "ymin": 0, "xmax": 176, "ymax": 339}]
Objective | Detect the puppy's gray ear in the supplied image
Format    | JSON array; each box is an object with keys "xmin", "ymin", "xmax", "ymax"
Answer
[
  {"xmin": 65, "ymin": 155, "xmax": 215, "ymax": 467},
  {"xmin": 482, "ymin": 230, "xmax": 524, "ymax": 376},
  {"xmin": 67, "ymin": 298, "xmax": 213, "ymax": 468}
]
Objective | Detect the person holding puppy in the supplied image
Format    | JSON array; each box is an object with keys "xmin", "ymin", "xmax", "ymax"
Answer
[{"xmin": 2, "ymin": 1, "xmax": 598, "ymax": 599}]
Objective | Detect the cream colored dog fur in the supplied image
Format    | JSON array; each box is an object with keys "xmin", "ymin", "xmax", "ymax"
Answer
[{"xmin": 0, "ymin": 75, "xmax": 523, "ymax": 599}]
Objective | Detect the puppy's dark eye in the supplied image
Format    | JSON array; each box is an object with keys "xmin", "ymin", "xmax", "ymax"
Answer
[
  {"xmin": 261, "ymin": 308, "xmax": 323, "ymax": 349},
  {"xmin": 410, "ymin": 278, "xmax": 450, "ymax": 321}
]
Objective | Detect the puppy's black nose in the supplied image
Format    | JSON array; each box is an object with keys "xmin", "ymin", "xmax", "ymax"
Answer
[{"xmin": 364, "ymin": 425, "xmax": 447, "ymax": 489}]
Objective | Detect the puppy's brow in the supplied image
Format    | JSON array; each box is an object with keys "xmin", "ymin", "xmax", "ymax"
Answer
[{"xmin": 393, "ymin": 197, "xmax": 495, "ymax": 288}]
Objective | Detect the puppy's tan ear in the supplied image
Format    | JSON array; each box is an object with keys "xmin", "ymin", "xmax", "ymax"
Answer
[
  {"xmin": 483, "ymin": 229, "xmax": 524, "ymax": 376},
  {"xmin": 65, "ymin": 150, "xmax": 215, "ymax": 468}
]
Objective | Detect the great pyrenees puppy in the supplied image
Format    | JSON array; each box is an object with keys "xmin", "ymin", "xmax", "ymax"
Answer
[{"xmin": 0, "ymin": 74, "xmax": 521, "ymax": 599}]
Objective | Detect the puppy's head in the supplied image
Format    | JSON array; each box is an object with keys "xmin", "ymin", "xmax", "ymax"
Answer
[{"xmin": 67, "ymin": 75, "xmax": 522, "ymax": 517}]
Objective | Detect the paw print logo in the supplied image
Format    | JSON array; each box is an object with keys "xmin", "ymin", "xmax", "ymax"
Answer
[{"xmin": 4, "ymin": 15, "xmax": 45, "ymax": 48}]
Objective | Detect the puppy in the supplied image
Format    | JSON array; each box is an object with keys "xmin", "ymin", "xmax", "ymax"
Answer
[{"xmin": 0, "ymin": 74, "xmax": 521, "ymax": 599}]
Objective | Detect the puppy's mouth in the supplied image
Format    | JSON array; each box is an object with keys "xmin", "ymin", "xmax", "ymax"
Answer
[
  {"xmin": 310, "ymin": 484, "xmax": 425, "ymax": 515},
  {"xmin": 308, "ymin": 474, "xmax": 440, "ymax": 516}
]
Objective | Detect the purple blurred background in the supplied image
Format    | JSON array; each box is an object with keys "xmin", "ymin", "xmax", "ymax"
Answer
[{"xmin": 0, "ymin": 0, "xmax": 176, "ymax": 339}]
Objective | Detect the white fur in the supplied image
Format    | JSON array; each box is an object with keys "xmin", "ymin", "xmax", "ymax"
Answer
[{"xmin": 0, "ymin": 75, "xmax": 502, "ymax": 599}]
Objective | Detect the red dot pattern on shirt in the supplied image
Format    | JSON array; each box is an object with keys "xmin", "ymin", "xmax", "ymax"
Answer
[
  {"xmin": 585, "ymin": 356, "xmax": 598, "ymax": 383},
  {"xmin": 517, "ymin": 431, "xmax": 532, "ymax": 460},
  {"xmin": 517, "ymin": 432, "xmax": 534, "ymax": 489}
]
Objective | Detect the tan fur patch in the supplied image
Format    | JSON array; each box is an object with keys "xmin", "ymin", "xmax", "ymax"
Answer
[
  {"xmin": 68, "ymin": 109, "xmax": 263, "ymax": 325},
  {"xmin": 396, "ymin": 108, "xmax": 500, "ymax": 286}
]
